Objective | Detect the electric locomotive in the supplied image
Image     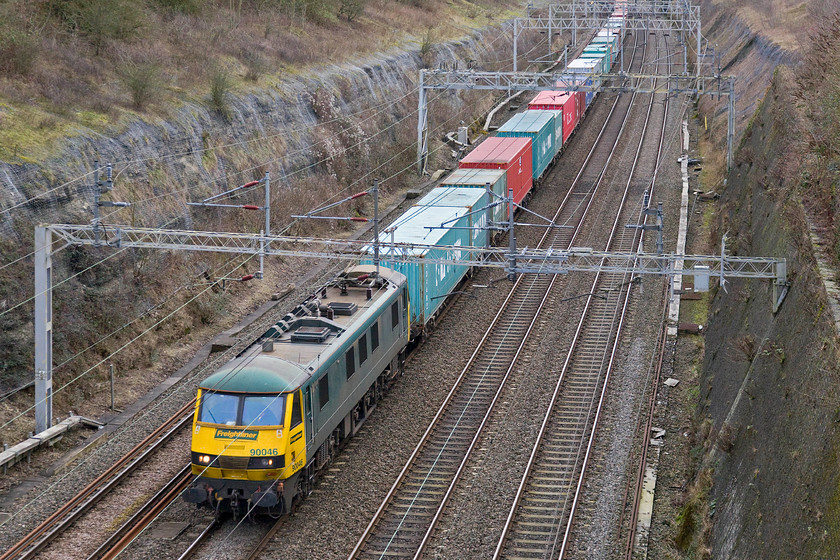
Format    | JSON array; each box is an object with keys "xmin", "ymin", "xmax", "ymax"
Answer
[{"xmin": 184, "ymin": 265, "xmax": 408, "ymax": 517}]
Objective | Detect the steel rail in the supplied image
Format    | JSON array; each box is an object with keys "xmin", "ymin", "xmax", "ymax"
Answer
[
  {"xmin": 557, "ymin": 29, "xmax": 675, "ymax": 560},
  {"xmin": 350, "ymin": 26, "xmax": 650, "ymax": 560},
  {"xmin": 413, "ymin": 28, "xmax": 656, "ymax": 560},
  {"xmin": 1, "ymin": 401, "xmax": 195, "ymax": 560},
  {"xmin": 176, "ymin": 519, "xmax": 219, "ymax": 560},
  {"xmin": 621, "ymin": 30, "xmax": 678, "ymax": 560},
  {"xmin": 243, "ymin": 515, "xmax": 288, "ymax": 560},
  {"xmin": 492, "ymin": 27, "xmax": 667, "ymax": 559},
  {"xmin": 347, "ymin": 260, "xmax": 536, "ymax": 558},
  {"xmin": 95, "ymin": 467, "xmax": 193, "ymax": 560},
  {"xmin": 87, "ymin": 464, "xmax": 193, "ymax": 559},
  {"xmin": 622, "ymin": 281, "xmax": 670, "ymax": 559}
]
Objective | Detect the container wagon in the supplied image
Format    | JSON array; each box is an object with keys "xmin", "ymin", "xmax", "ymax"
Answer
[{"xmin": 528, "ymin": 91, "xmax": 582, "ymax": 145}]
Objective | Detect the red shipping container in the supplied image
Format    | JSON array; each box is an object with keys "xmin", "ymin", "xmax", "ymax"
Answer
[
  {"xmin": 459, "ymin": 137, "xmax": 533, "ymax": 206},
  {"xmin": 529, "ymin": 91, "xmax": 581, "ymax": 144}
]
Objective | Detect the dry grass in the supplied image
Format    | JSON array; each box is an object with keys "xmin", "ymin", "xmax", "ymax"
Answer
[
  {"xmin": 709, "ymin": 0, "xmax": 811, "ymax": 51},
  {"xmin": 0, "ymin": 0, "xmax": 516, "ymax": 160}
]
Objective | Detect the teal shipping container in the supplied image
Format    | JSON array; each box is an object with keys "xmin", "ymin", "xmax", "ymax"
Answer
[
  {"xmin": 438, "ymin": 168, "xmax": 508, "ymax": 230},
  {"xmin": 415, "ymin": 187, "xmax": 490, "ymax": 248},
  {"xmin": 496, "ymin": 110, "xmax": 557, "ymax": 180},
  {"xmin": 363, "ymin": 205, "xmax": 475, "ymax": 331},
  {"xmin": 592, "ymin": 32, "xmax": 619, "ymax": 63},
  {"xmin": 581, "ymin": 45, "xmax": 612, "ymax": 72}
]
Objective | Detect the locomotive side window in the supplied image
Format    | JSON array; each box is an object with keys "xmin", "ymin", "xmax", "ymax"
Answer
[
  {"xmin": 241, "ymin": 395, "xmax": 284, "ymax": 427},
  {"xmin": 290, "ymin": 391, "xmax": 302, "ymax": 428},
  {"xmin": 359, "ymin": 334, "xmax": 368, "ymax": 365},
  {"xmin": 345, "ymin": 347, "xmax": 356, "ymax": 379},
  {"xmin": 370, "ymin": 321, "xmax": 379, "ymax": 351},
  {"xmin": 199, "ymin": 392, "xmax": 239, "ymax": 426},
  {"xmin": 391, "ymin": 300, "xmax": 400, "ymax": 330},
  {"xmin": 319, "ymin": 375, "xmax": 329, "ymax": 409}
]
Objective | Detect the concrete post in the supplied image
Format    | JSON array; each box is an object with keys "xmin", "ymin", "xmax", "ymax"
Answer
[
  {"xmin": 416, "ymin": 70, "xmax": 428, "ymax": 175},
  {"xmin": 727, "ymin": 76, "xmax": 735, "ymax": 170},
  {"xmin": 34, "ymin": 226, "xmax": 53, "ymax": 433}
]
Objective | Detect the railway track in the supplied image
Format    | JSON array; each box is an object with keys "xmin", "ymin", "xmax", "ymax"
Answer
[
  {"xmin": 0, "ymin": 260, "xmax": 354, "ymax": 559},
  {"xmin": 87, "ymin": 466, "xmax": 193, "ymax": 560},
  {"xmin": 348, "ymin": 29, "xmax": 651, "ymax": 560},
  {"xmin": 0, "ymin": 403, "xmax": 195, "ymax": 560},
  {"xmin": 493, "ymin": 31, "xmax": 673, "ymax": 560}
]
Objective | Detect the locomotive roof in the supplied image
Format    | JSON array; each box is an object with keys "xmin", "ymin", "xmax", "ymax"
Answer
[
  {"xmin": 200, "ymin": 354, "xmax": 309, "ymax": 393},
  {"xmin": 199, "ymin": 265, "xmax": 406, "ymax": 394}
]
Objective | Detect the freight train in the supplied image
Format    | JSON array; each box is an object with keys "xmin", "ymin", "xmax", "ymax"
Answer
[{"xmin": 184, "ymin": 8, "xmax": 626, "ymax": 518}]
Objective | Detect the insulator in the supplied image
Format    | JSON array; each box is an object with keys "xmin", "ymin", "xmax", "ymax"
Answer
[
  {"xmin": 241, "ymin": 274, "xmax": 254, "ymax": 281},
  {"xmin": 242, "ymin": 205, "xmax": 261, "ymax": 210}
]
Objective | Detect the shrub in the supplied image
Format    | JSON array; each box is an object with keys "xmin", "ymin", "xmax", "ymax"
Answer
[
  {"xmin": 210, "ymin": 66, "xmax": 232, "ymax": 118},
  {"xmin": 338, "ymin": 0, "xmax": 365, "ymax": 21},
  {"xmin": 118, "ymin": 61, "xmax": 163, "ymax": 110},
  {"xmin": 153, "ymin": 0, "xmax": 203, "ymax": 15},
  {"xmin": 419, "ymin": 27, "xmax": 435, "ymax": 68},
  {"xmin": 0, "ymin": 28, "xmax": 39, "ymax": 77},
  {"xmin": 241, "ymin": 49, "xmax": 268, "ymax": 82}
]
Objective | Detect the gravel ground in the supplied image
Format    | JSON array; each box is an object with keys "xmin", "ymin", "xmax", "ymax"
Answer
[
  {"xmin": 0, "ymin": 258, "xmax": 338, "ymax": 553},
  {"xmin": 564, "ymin": 39, "xmax": 693, "ymax": 558},
  {"xmin": 0, "ymin": 172, "xmax": 431, "ymax": 557}
]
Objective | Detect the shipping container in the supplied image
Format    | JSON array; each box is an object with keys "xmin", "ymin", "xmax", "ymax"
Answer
[
  {"xmin": 593, "ymin": 30, "xmax": 620, "ymax": 64},
  {"xmin": 364, "ymin": 205, "xmax": 475, "ymax": 329},
  {"xmin": 459, "ymin": 136, "xmax": 533, "ymax": 206},
  {"xmin": 496, "ymin": 110, "xmax": 557, "ymax": 180},
  {"xmin": 605, "ymin": 16, "xmax": 625, "ymax": 42},
  {"xmin": 415, "ymin": 187, "xmax": 490, "ymax": 248},
  {"xmin": 438, "ymin": 168, "xmax": 508, "ymax": 229},
  {"xmin": 567, "ymin": 58, "xmax": 604, "ymax": 107},
  {"xmin": 528, "ymin": 91, "xmax": 581, "ymax": 144},
  {"xmin": 576, "ymin": 87, "xmax": 586, "ymax": 118},
  {"xmin": 581, "ymin": 45, "xmax": 612, "ymax": 72}
]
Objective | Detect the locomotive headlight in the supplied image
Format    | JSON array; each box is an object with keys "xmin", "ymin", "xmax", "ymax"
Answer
[
  {"xmin": 191, "ymin": 452, "xmax": 215, "ymax": 466},
  {"xmin": 248, "ymin": 456, "xmax": 283, "ymax": 469}
]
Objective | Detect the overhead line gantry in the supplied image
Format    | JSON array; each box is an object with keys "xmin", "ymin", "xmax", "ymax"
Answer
[
  {"xmin": 416, "ymin": 0, "xmax": 734, "ymax": 175},
  {"xmin": 33, "ymin": 216, "xmax": 787, "ymax": 432}
]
